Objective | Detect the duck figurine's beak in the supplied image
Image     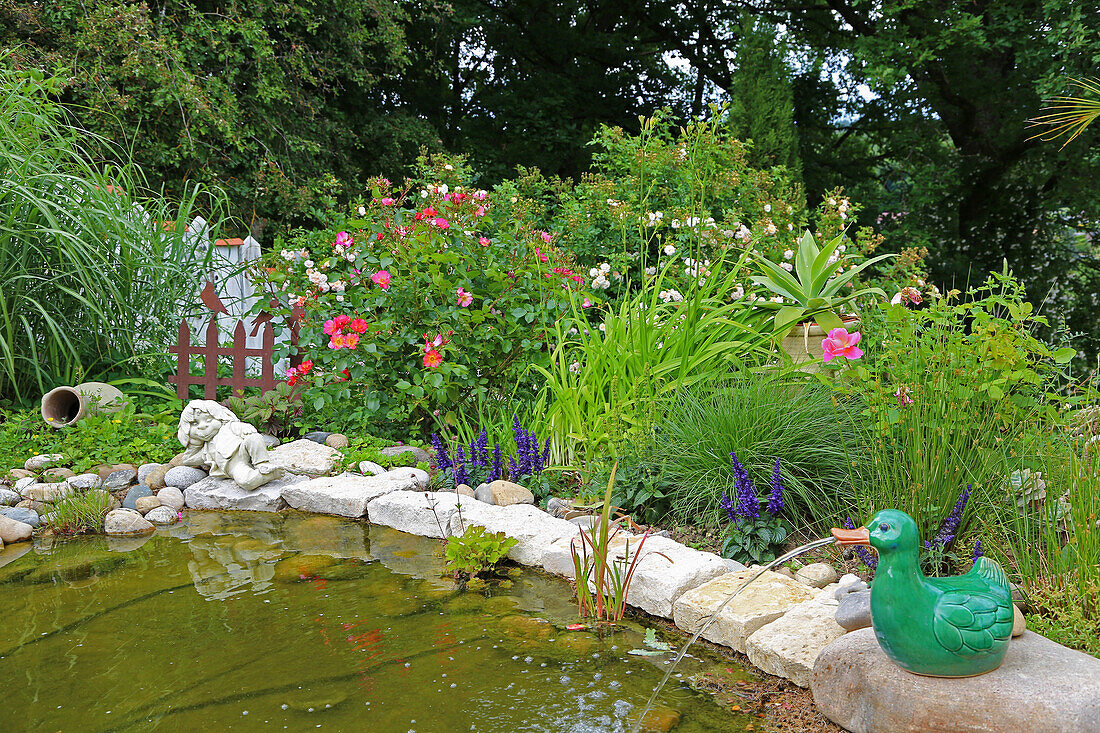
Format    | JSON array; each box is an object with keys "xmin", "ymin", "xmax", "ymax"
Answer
[{"xmin": 831, "ymin": 526, "xmax": 870, "ymax": 546}]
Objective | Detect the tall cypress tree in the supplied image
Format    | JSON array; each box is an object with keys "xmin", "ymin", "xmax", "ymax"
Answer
[{"xmin": 731, "ymin": 20, "xmax": 803, "ymax": 187}]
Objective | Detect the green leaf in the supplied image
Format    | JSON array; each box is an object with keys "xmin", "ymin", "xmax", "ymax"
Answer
[
  {"xmin": 774, "ymin": 305, "xmax": 807, "ymax": 333},
  {"xmin": 1053, "ymin": 347, "xmax": 1076, "ymax": 363},
  {"xmin": 813, "ymin": 310, "xmax": 844, "ymax": 332}
]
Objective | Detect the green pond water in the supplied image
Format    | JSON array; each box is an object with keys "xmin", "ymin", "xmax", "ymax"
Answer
[{"xmin": 0, "ymin": 512, "xmax": 754, "ymax": 732}]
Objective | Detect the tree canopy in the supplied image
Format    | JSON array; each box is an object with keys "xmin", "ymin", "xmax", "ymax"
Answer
[{"xmin": 4, "ymin": 0, "xmax": 1098, "ymax": 351}]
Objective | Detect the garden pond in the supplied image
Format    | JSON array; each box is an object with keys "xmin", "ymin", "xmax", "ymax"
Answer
[{"xmin": 0, "ymin": 512, "xmax": 754, "ymax": 732}]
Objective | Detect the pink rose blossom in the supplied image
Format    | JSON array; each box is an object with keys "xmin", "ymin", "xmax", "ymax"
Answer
[
  {"xmin": 540, "ymin": 231, "xmax": 552, "ymax": 243},
  {"xmin": 380, "ymin": 197, "xmax": 395, "ymax": 206},
  {"xmin": 371, "ymin": 270, "xmax": 391, "ymax": 289},
  {"xmin": 478, "ymin": 237, "xmax": 490, "ymax": 246},
  {"xmin": 475, "ymin": 206, "xmax": 486, "ymax": 217},
  {"xmin": 456, "ymin": 288, "xmax": 473, "ymax": 307},
  {"xmin": 822, "ymin": 328, "xmax": 863, "ymax": 362},
  {"xmin": 432, "ymin": 217, "xmax": 450, "ymax": 229}
]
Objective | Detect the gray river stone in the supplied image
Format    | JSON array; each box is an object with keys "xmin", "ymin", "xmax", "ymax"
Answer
[
  {"xmin": 379, "ymin": 445, "xmax": 432, "ymax": 465},
  {"xmin": 835, "ymin": 585, "xmax": 872, "ymax": 631},
  {"xmin": 67, "ymin": 473, "xmax": 103, "ymax": 490},
  {"xmin": 0, "ymin": 488, "xmax": 19, "ymax": 506},
  {"xmin": 122, "ymin": 485, "xmax": 153, "ymax": 510},
  {"xmin": 164, "ymin": 466, "xmax": 208, "ymax": 489},
  {"xmin": 812, "ymin": 628, "xmax": 1100, "ymax": 733},
  {"xmin": 104, "ymin": 468, "xmax": 137, "ymax": 489},
  {"xmin": 0, "ymin": 506, "xmax": 41, "ymax": 528}
]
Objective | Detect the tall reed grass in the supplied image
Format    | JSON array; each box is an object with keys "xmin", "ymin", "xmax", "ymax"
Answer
[
  {"xmin": 0, "ymin": 63, "xmax": 224, "ymax": 403},
  {"xmin": 534, "ymin": 255, "xmax": 772, "ymax": 466}
]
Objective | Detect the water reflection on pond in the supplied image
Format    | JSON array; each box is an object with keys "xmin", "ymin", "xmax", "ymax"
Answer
[{"xmin": 0, "ymin": 512, "xmax": 756, "ymax": 732}]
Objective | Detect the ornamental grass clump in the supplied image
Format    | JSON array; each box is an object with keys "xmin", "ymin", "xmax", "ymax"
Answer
[
  {"xmin": 660, "ymin": 372, "xmax": 855, "ymax": 529},
  {"xmin": 0, "ymin": 63, "xmax": 224, "ymax": 403},
  {"xmin": 720, "ymin": 454, "xmax": 789, "ymax": 565}
]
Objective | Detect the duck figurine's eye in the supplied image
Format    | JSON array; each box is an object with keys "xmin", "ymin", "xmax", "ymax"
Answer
[{"xmin": 879, "ymin": 522, "xmax": 890, "ymax": 532}]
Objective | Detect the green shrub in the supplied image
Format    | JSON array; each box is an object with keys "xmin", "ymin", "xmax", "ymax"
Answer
[
  {"xmin": 658, "ymin": 373, "xmax": 856, "ymax": 529},
  {"xmin": 258, "ymin": 172, "xmax": 592, "ymax": 437}
]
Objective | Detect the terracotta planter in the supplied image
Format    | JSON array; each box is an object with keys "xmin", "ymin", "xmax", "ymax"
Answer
[
  {"xmin": 780, "ymin": 317, "xmax": 860, "ymax": 369},
  {"xmin": 40, "ymin": 382, "xmax": 127, "ymax": 428}
]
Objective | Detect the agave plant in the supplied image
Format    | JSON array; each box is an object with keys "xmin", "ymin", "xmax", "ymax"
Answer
[{"xmin": 750, "ymin": 230, "xmax": 894, "ymax": 333}]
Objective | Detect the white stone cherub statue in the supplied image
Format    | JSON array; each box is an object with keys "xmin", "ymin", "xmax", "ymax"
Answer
[{"xmin": 177, "ymin": 400, "xmax": 283, "ymax": 491}]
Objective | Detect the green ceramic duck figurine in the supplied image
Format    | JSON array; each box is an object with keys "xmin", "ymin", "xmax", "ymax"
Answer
[{"xmin": 832, "ymin": 509, "xmax": 1014, "ymax": 677}]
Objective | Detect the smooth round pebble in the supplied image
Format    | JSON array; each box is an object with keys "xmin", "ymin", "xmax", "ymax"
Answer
[{"xmin": 164, "ymin": 466, "xmax": 208, "ymax": 489}]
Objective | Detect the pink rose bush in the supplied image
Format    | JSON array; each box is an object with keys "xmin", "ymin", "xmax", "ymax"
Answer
[{"xmin": 257, "ymin": 169, "xmax": 596, "ymax": 427}]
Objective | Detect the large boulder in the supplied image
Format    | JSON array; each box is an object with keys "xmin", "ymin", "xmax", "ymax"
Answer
[
  {"xmin": 745, "ymin": 585, "xmax": 847, "ymax": 687},
  {"xmin": 0, "ymin": 514, "xmax": 33, "ymax": 543},
  {"xmin": 184, "ymin": 474, "xmax": 306, "ymax": 512},
  {"xmin": 268, "ymin": 439, "xmax": 341, "ymax": 476},
  {"xmin": 283, "ymin": 473, "xmax": 418, "ymax": 518},
  {"xmin": 543, "ymin": 531, "xmax": 729, "ymax": 619},
  {"xmin": 672, "ymin": 569, "xmax": 815, "ymax": 653},
  {"xmin": 449, "ymin": 501, "xmax": 577, "ymax": 566},
  {"xmin": 104, "ymin": 508, "xmax": 155, "ymax": 535},
  {"xmin": 812, "ymin": 628, "xmax": 1100, "ymax": 733},
  {"xmin": 365, "ymin": 491, "xmax": 461, "ymax": 539}
]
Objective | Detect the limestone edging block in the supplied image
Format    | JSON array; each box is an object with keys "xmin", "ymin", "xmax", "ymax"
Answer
[
  {"xmin": 673, "ymin": 569, "xmax": 815, "ymax": 653},
  {"xmin": 811, "ymin": 627, "xmax": 1100, "ymax": 733},
  {"xmin": 283, "ymin": 473, "xmax": 418, "ymax": 517},
  {"xmin": 541, "ymin": 530, "xmax": 728, "ymax": 619},
  {"xmin": 745, "ymin": 584, "xmax": 846, "ymax": 687},
  {"xmin": 366, "ymin": 491, "xmax": 462, "ymax": 539}
]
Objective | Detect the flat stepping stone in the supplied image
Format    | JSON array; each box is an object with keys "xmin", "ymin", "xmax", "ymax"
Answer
[{"xmin": 812, "ymin": 627, "xmax": 1100, "ymax": 732}]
